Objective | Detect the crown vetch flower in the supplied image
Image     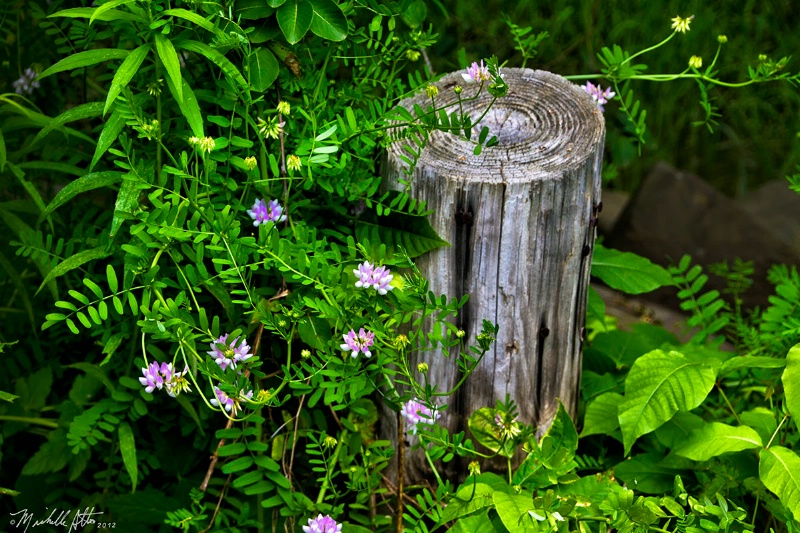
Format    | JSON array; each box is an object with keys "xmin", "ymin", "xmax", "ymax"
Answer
[
  {"xmin": 340, "ymin": 328, "xmax": 375, "ymax": 358},
  {"xmin": 207, "ymin": 334, "xmax": 253, "ymax": 371},
  {"xmin": 247, "ymin": 198, "xmax": 287, "ymax": 226},
  {"xmin": 583, "ymin": 82, "xmax": 616, "ymax": 112},
  {"xmin": 210, "ymin": 385, "xmax": 254, "ymax": 415},
  {"xmin": 401, "ymin": 398, "xmax": 439, "ymax": 434},
  {"xmin": 462, "ymin": 60, "xmax": 491, "ymax": 83},
  {"xmin": 353, "ymin": 261, "xmax": 394, "ymax": 295},
  {"xmin": 139, "ymin": 362, "xmax": 165, "ymax": 393},
  {"xmin": 13, "ymin": 68, "xmax": 40, "ymax": 95},
  {"xmin": 302, "ymin": 514, "xmax": 342, "ymax": 533}
]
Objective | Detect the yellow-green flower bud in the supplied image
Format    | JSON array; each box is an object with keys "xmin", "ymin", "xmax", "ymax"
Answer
[
  {"xmin": 256, "ymin": 389, "xmax": 273, "ymax": 402},
  {"xmin": 417, "ymin": 362, "xmax": 428, "ymax": 374},
  {"xmin": 468, "ymin": 461, "xmax": 481, "ymax": 476},
  {"xmin": 301, "ymin": 349, "xmax": 311, "ymax": 359},
  {"xmin": 322, "ymin": 435, "xmax": 337, "ymax": 448},
  {"xmin": 406, "ymin": 50, "xmax": 421, "ymax": 61},
  {"xmin": 717, "ymin": 35, "xmax": 728, "ymax": 44},
  {"xmin": 456, "ymin": 329, "xmax": 466, "ymax": 339},
  {"xmin": 287, "ymin": 154, "xmax": 302, "ymax": 172},
  {"xmin": 453, "ymin": 85, "xmax": 463, "ymax": 95},
  {"xmin": 277, "ymin": 100, "xmax": 291, "ymax": 116},
  {"xmin": 688, "ymin": 55, "xmax": 702, "ymax": 69},
  {"xmin": 425, "ymin": 84, "xmax": 439, "ymax": 98},
  {"xmin": 244, "ymin": 156, "xmax": 258, "ymax": 170}
]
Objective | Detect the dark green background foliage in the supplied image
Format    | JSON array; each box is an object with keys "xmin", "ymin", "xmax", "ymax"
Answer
[{"xmin": 1, "ymin": 0, "xmax": 799, "ymax": 532}]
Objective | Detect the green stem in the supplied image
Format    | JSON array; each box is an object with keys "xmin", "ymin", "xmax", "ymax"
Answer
[
  {"xmin": 0, "ymin": 415, "xmax": 58, "ymax": 428},
  {"xmin": 622, "ymin": 32, "xmax": 676, "ymax": 66},
  {"xmin": 316, "ymin": 429, "xmax": 347, "ymax": 504},
  {"xmin": 715, "ymin": 382, "xmax": 741, "ymax": 424},
  {"xmin": 765, "ymin": 414, "xmax": 789, "ymax": 449}
]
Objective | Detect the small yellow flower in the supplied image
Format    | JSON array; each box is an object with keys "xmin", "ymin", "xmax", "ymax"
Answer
[
  {"xmin": 244, "ymin": 156, "xmax": 258, "ymax": 171},
  {"xmin": 276, "ymin": 100, "xmax": 291, "ymax": 116},
  {"xmin": 671, "ymin": 15, "xmax": 693, "ymax": 34},
  {"xmin": 256, "ymin": 389, "xmax": 273, "ymax": 402},
  {"xmin": 287, "ymin": 154, "xmax": 302, "ymax": 172},
  {"xmin": 188, "ymin": 136, "xmax": 200, "ymax": 146},
  {"xmin": 406, "ymin": 49, "xmax": 421, "ymax": 61},
  {"xmin": 147, "ymin": 79, "xmax": 164, "ymax": 96},
  {"xmin": 688, "ymin": 55, "xmax": 703, "ymax": 69},
  {"xmin": 456, "ymin": 329, "xmax": 466, "ymax": 339},
  {"xmin": 468, "ymin": 461, "xmax": 481, "ymax": 476},
  {"xmin": 394, "ymin": 334, "xmax": 410, "ymax": 349},
  {"xmin": 717, "ymin": 35, "xmax": 728, "ymax": 44},
  {"xmin": 322, "ymin": 435, "xmax": 337, "ymax": 449},
  {"xmin": 301, "ymin": 349, "xmax": 311, "ymax": 359},
  {"xmin": 453, "ymin": 85, "xmax": 463, "ymax": 95},
  {"xmin": 425, "ymin": 84, "xmax": 439, "ymax": 98},
  {"xmin": 417, "ymin": 362, "xmax": 428, "ymax": 374}
]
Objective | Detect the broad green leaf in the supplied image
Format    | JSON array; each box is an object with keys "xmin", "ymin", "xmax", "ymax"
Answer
[
  {"xmin": 468, "ymin": 407, "xmax": 514, "ymax": 457},
  {"xmin": 450, "ymin": 510, "xmax": 508, "ymax": 533},
  {"xmin": 237, "ymin": 0, "xmax": 276, "ymax": 19},
  {"xmin": 22, "ymin": 431, "xmax": 70, "ymax": 475},
  {"xmin": 277, "ymin": 0, "xmax": 313, "ymax": 45},
  {"xmin": 37, "ymin": 247, "xmax": 112, "ymax": 295},
  {"xmin": 580, "ymin": 392, "xmax": 624, "ymax": 437},
  {"xmin": 248, "ymin": 48, "xmax": 280, "ymax": 92},
  {"xmin": 154, "ymin": 34, "xmax": 183, "ymax": 103},
  {"xmin": 33, "ymin": 101, "xmax": 104, "ymax": 145},
  {"xmin": 653, "ymin": 411, "xmax": 704, "ymax": 449},
  {"xmin": 40, "ymin": 171, "xmax": 124, "ymax": 220},
  {"xmin": 38, "ymin": 49, "xmax": 130, "ymax": 79},
  {"xmin": 759, "ymin": 446, "xmax": 800, "ymax": 521},
  {"xmin": 50, "ymin": 7, "xmax": 141, "ymax": 23},
  {"xmin": 90, "ymin": 107, "xmax": 127, "ymax": 171},
  {"xmin": 178, "ymin": 40, "xmax": 250, "ymax": 97},
  {"xmin": 783, "ymin": 343, "xmax": 800, "ymax": 420},
  {"xmin": 540, "ymin": 402, "xmax": 578, "ymax": 468},
  {"xmin": 110, "ymin": 175, "xmax": 140, "ymax": 238},
  {"xmin": 591, "ymin": 244, "xmax": 673, "ymax": 294},
  {"xmin": 355, "ymin": 212, "xmax": 449, "ymax": 258},
  {"xmin": 161, "ymin": 8, "xmax": 218, "ymax": 34},
  {"xmin": 720, "ymin": 355, "xmax": 785, "ymax": 376},
  {"xmin": 104, "ymin": 44, "xmax": 150, "ymax": 115},
  {"xmin": 309, "ymin": 0, "xmax": 348, "ymax": 41},
  {"xmin": 740, "ymin": 407, "xmax": 778, "ymax": 444},
  {"xmin": 672, "ymin": 422, "xmax": 762, "ymax": 461},
  {"xmin": 164, "ymin": 75, "xmax": 204, "ymax": 138},
  {"xmin": 592, "ymin": 324, "xmax": 678, "ymax": 369},
  {"xmin": 118, "ymin": 422, "xmax": 138, "ymax": 492},
  {"xmin": 90, "ymin": 0, "xmax": 137, "ymax": 24},
  {"xmin": 492, "ymin": 492, "xmax": 536, "ymax": 533},
  {"xmin": 618, "ymin": 349, "xmax": 716, "ymax": 454},
  {"xmin": 439, "ymin": 483, "xmax": 495, "ymax": 524},
  {"xmin": 614, "ymin": 453, "xmax": 688, "ymax": 494},
  {"xmin": 267, "ymin": 0, "xmax": 288, "ymax": 8},
  {"xmin": 298, "ymin": 315, "xmax": 331, "ymax": 351}
]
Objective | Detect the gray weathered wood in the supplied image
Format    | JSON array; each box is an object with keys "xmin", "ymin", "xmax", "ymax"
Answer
[{"xmin": 382, "ymin": 69, "xmax": 605, "ymax": 480}]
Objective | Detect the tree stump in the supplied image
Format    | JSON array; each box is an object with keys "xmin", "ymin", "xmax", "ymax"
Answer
[{"xmin": 382, "ymin": 69, "xmax": 605, "ymax": 480}]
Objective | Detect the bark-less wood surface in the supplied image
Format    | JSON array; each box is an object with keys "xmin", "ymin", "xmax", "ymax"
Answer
[{"xmin": 382, "ymin": 69, "xmax": 605, "ymax": 480}]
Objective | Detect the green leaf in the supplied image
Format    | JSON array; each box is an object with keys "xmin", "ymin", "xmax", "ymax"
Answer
[
  {"xmin": 591, "ymin": 324, "xmax": 678, "ymax": 369},
  {"xmin": 90, "ymin": 0, "xmax": 137, "ymax": 25},
  {"xmin": 237, "ymin": 0, "xmax": 276, "ymax": 19},
  {"xmin": 672, "ymin": 422, "xmax": 762, "ymax": 461},
  {"xmin": 22, "ymin": 430, "xmax": 71, "ymax": 475},
  {"xmin": 0, "ymin": 127, "xmax": 5, "ymax": 172},
  {"xmin": 540, "ymin": 402, "xmax": 578, "ymax": 468},
  {"xmin": 492, "ymin": 492, "xmax": 536, "ymax": 533},
  {"xmin": 740, "ymin": 408, "xmax": 778, "ymax": 444},
  {"xmin": 118, "ymin": 422, "xmax": 138, "ymax": 492},
  {"xmin": 161, "ymin": 8, "xmax": 219, "ymax": 34},
  {"xmin": 38, "ymin": 49, "xmax": 130, "ymax": 79},
  {"xmin": 614, "ymin": 453, "xmax": 687, "ymax": 494},
  {"xmin": 178, "ymin": 40, "xmax": 250, "ymax": 96},
  {"xmin": 50, "ymin": 6, "xmax": 141, "ymax": 23},
  {"xmin": 40, "ymin": 171, "xmax": 123, "ymax": 220},
  {"xmin": 468, "ymin": 407, "xmax": 514, "ymax": 457},
  {"xmin": 439, "ymin": 483, "xmax": 495, "ymax": 524},
  {"xmin": 248, "ymin": 48, "xmax": 280, "ymax": 92},
  {"xmin": 66, "ymin": 362, "xmax": 117, "ymax": 394},
  {"xmin": 277, "ymin": 0, "xmax": 313, "ymax": 45},
  {"xmin": 591, "ymin": 244, "xmax": 673, "ymax": 294},
  {"xmin": 580, "ymin": 392, "xmax": 624, "ymax": 437},
  {"xmin": 654, "ymin": 411, "xmax": 704, "ymax": 449},
  {"xmin": 759, "ymin": 446, "xmax": 800, "ymax": 522},
  {"xmin": 104, "ymin": 44, "xmax": 150, "ymax": 115},
  {"xmin": 783, "ymin": 343, "xmax": 800, "ymax": 420},
  {"xmin": 719, "ymin": 355, "xmax": 785, "ymax": 376},
  {"xmin": 110, "ymin": 175, "xmax": 140, "ymax": 238},
  {"xmin": 90, "ymin": 106, "xmax": 127, "ymax": 171},
  {"xmin": 355, "ymin": 211, "xmax": 449, "ymax": 258},
  {"xmin": 37, "ymin": 247, "xmax": 112, "ymax": 295},
  {"xmin": 268, "ymin": 0, "xmax": 288, "ymax": 8},
  {"xmin": 32, "ymin": 101, "xmax": 104, "ymax": 146},
  {"xmin": 154, "ymin": 34, "xmax": 183, "ymax": 104},
  {"xmin": 618, "ymin": 349, "xmax": 717, "ymax": 454},
  {"xmin": 298, "ymin": 315, "xmax": 331, "ymax": 351},
  {"xmin": 164, "ymin": 75, "xmax": 204, "ymax": 138},
  {"xmin": 309, "ymin": 0, "xmax": 347, "ymax": 41}
]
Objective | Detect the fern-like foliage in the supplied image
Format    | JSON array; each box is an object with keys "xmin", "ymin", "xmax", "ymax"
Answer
[{"xmin": 669, "ymin": 255, "xmax": 731, "ymax": 345}]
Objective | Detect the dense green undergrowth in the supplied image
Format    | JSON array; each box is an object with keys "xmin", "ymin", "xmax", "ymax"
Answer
[{"xmin": 0, "ymin": 1, "xmax": 798, "ymax": 532}]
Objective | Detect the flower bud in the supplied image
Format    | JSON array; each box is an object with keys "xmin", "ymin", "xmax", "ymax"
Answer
[
  {"xmin": 425, "ymin": 84, "xmax": 439, "ymax": 98},
  {"xmin": 301, "ymin": 349, "xmax": 311, "ymax": 358},
  {"xmin": 453, "ymin": 85, "xmax": 463, "ymax": 95},
  {"xmin": 244, "ymin": 156, "xmax": 258, "ymax": 171},
  {"xmin": 417, "ymin": 362, "xmax": 428, "ymax": 374},
  {"xmin": 688, "ymin": 55, "xmax": 703, "ymax": 69},
  {"xmin": 468, "ymin": 461, "xmax": 481, "ymax": 476},
  {"xmin": 717, "ymin": 34, "xmax": 728, "ymax": 44},
  {"xmin": 456, "ymin": 329, "xmax": 466, "ymax": 338}
]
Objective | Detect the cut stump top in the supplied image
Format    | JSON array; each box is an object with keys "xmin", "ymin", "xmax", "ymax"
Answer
[{"xmin": 388, "ymin": 69, "xmax": 606, "ymax": 183}]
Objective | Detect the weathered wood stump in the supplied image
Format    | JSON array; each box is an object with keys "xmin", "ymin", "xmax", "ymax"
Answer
[{"xmin": 382, "ymin": 69, "xmax": 605, "ymax": 480}]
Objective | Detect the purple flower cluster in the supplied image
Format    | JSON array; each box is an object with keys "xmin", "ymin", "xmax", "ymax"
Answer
[
  {"xmin": 400, "ymin": 398, "xmax": 439, "ymax": 434},
  {"xmin": 13, "ymin": 68, "xmax": 40, "ymax": 95},
  {"xmin": 302, "ymin": 515, "xmax": 341, "ymax": 533},
  {"xmin": 340, "ymin": 328, "xmax": 375, "ymax": 358},
  {"xmin": 210, "ymin": 386, "xmax": 254, "ymax": 415},
  {"xmin": 139, "ymin": 362, "xmax": 191, "ymax": 397},
  {"xmin": 354, "ymin": 261, "xmax": 394, "ymax": 295},
  {"xmin": 247, "ymin": 198, "xmax": 286, "ymax": 226},
  {"xmin": 461, "ymin": 60, "xmax": 491, "ymax": 83},
  {"xmin": 207, "ymin": 334, "xmax": 253, "ymax": 371},
  {"xmin": 582, "ymin": 82, "xmax": 616, "ymax": 112}
]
